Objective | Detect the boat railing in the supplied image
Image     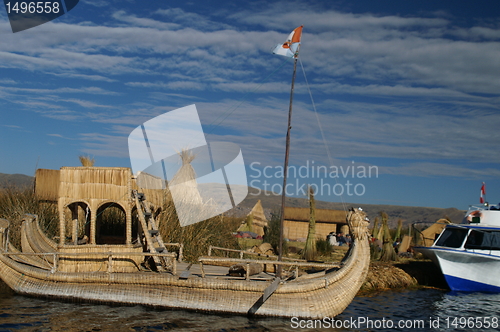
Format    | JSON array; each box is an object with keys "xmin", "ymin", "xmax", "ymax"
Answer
[
  {"xmin": 201, "ymin": 246, "xmax": 339, "ymax": 280},
  {"xmin": 198, "ymin": 256, "xmax": 340, "ymax": 280},
  {"xmin": 163, "ymin": 242, "xmax": 184, "ymax": 262},
  {"xmin": 3, "ymin": 251, "xmax": 178, "ymax": 275},
  {"xmin": 207, "ymin": 245, "xmax": 305, "ymax": 261},
  {"xmin": 411, "ymin": 221, "xmax": 450, "ymax": 247}
]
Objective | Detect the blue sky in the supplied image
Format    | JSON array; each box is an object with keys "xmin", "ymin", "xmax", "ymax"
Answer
[{"xmin": 1, "ymin": 0, "xmax": 500, "ymax": 210}]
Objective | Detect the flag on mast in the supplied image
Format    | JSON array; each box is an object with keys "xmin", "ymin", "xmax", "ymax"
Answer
[
  {"xmin": 480, "ymin": 182, "xmax": 486, "ymax": 204},
  {"xmin": 272, "ymin": 25, "xmax": 303, "ymax": 58}
]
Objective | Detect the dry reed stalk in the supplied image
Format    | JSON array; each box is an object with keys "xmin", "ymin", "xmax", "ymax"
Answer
[
  {"xmin": 393, "ymin": 218, "xmax": 403, "ymax": 242},
  {"xmin": 371, "ymin": 216, "xmax": 379, "ymax": 237},
  {"xmin": 157, "ymin": 200, "xmax": 241, "ymax": 262},
  {"xmin": 79, "ymin": 155, "xmax": 95, "ymax": 167},
  {"xmin": 0, "ymin": 187, "xmax": 58, "ymax": 249}
]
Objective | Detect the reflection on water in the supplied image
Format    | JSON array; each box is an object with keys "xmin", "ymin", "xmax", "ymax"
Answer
[{"xmin": 1, "ymin": 283, "xmax": 500, "ymax": 331}]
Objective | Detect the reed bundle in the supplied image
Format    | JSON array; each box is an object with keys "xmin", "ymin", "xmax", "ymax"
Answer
[
  {"xmin": 79, "ymin": 155, "xmax": 95, "ymax": 167},
  {"xmin": 379, "ymin": 212, "xmax": 398, "ymax": 262},
  {"xmin": 360, "ymin": 263, "xmax": 417, "ymax": 292},
  {"xmin": 167, "ymin": 149, "xmax": 202, "ymax": 206},
  {"xmin": 302, "ymin": 187, "xmax": 317, "ymax": 261}
]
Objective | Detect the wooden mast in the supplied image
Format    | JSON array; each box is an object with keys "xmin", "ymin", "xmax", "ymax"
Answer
[{"xmin": 278, "ymin": 47, "xmax": 300, "ymax": 277}]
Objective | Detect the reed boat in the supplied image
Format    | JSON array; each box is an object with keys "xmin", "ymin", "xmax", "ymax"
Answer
[
  {"xmin": 0, "ymin": 199, "xmax": 369, "ymax": 319},
  {"xmin": 0, "ymin": 26, "xmax": 371, "ymax": 318}
]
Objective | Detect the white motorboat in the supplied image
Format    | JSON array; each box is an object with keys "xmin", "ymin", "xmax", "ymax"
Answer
[{"xmin": 416, "ymin": 203, "xmax": 500, "ymax": 292}]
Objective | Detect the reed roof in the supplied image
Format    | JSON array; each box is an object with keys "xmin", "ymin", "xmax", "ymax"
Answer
[
  {"xmin": 284, "ymin": 206, "xmax": 347, "ymax": 224},
  {"xmin": 248, "ymin": 200, "xmax": 267, "ymax": 224},
  {"xmin": 59, "ymin": 167, "xmax": 131, "ymax": 186},
  {"xmin": 35, "ymin": 167, "xmax": 167, "ymax": 207}
]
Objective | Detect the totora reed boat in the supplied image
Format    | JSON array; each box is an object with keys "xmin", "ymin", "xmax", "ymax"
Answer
[
  {"xmin": 0, "ymin": 200, "xmax": 369, "ymax": 319},
  {"xmin": 0, "ymin": 26, "xmax": 371, "ymax": 318}
]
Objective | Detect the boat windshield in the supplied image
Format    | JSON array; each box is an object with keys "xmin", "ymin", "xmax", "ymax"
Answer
[
  {"xmin": 465, "ymin": 230, "xmax": 500, "ymax": 250},
  {"xmin": 435, "ymin": 228, "xmax": 468, "ymax": 248}
]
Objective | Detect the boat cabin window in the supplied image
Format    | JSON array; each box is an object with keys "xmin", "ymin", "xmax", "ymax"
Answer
[
  {"xmin": 435, "ymin": 228, "xmax": 468, "ymax": 248},
  {"xmin": 465, "ymin": 230, "xmax": 500, "ymax": 250}
]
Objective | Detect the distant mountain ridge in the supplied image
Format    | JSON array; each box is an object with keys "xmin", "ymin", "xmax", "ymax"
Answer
[
  {"xmin": 0, "ymin": 173, "xmax": 34, "ymax": 188},
  {"xmin": 232, "ymin": 187, "xmax": 466, "ymax": 227},
  {"xmin": 0, "ymin": 173, "xmax": 465, "ymax": 227}
]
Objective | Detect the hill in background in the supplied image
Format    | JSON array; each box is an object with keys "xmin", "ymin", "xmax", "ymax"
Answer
[
  {"xmin": 231, "ymin": 187, "xmax": 465, "ymax": 228},
  {"xmin": 0, "ymin": 173, "xmax": 34, "ymax": 188},
  {"xmin": 0, "ymin": 173, "xmax": 465, "ymax": 227}
]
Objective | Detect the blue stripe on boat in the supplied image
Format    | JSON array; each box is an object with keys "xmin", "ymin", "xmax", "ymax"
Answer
[{"xmin": 444, "ymin": 275, "xmax": 500, "ymax": 292}]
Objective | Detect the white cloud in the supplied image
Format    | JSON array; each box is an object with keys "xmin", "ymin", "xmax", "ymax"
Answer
[
  {"xmin": 1, "ymin": 2, "xmax": 500, "ymax": 183},
  {"xmin": 112, "ymin": 10, "xmax": 179, "ymax": 30}
]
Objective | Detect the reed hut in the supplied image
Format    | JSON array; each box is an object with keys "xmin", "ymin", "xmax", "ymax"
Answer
[
  {"xmin": 236, "ymin": 200, "xmax": 268, "ymax": 236},
  {"xmin": 283, "ymin": 207, "xmax": 347, "ymax": 241},
  {"xmin": 34, "ymin": 167, "xmax": 167, "ymax": 247}
]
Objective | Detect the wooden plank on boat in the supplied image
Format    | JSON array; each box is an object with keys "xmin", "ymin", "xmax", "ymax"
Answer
[
  {"xmin": 179, "ymin": 263, "xmax": 193, "ymax": 280},
  {"xmin": 263, "ymin": 277, "xmax": 280, "ymax": 302},
  {"xmin": 248, "ymin": 277, "xmax": 281, "ymax": 315}
]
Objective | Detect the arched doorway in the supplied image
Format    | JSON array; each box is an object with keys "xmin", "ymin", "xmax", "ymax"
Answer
[
  {"xmin": 96, "ymin": 202, "xmax": 127, "ymax": 244},
  {"xmin": 64, "ymin": 201, "xmax": 91, "ymax": 245}
]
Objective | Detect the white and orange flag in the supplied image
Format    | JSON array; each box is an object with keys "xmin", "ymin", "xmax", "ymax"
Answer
[{"xmin": 272, "ymin": 25, "xmax": 303, "ymax": 58}]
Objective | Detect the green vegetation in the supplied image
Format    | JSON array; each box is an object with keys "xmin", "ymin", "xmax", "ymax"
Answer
[
  {"xmin": 315, "ymin": 238, "xmax": 333, "ymax": 257},
  {"xmin": 263, "ymin": 211, "xmax": 288, "ymax": 256}
]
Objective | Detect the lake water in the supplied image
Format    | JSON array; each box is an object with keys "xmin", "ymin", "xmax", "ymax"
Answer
[{"xmin": 1, "ymin": 284, "xmax": 500, "ymax": 331}]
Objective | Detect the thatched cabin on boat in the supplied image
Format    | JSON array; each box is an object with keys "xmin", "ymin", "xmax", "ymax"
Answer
[
  {"xmin": 35, "ymin": 167, "xmax": 166, "ymax": 246},
  {"xmin": 284, "ymin": 207, "xmax": 348, "ymax": 241}
]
